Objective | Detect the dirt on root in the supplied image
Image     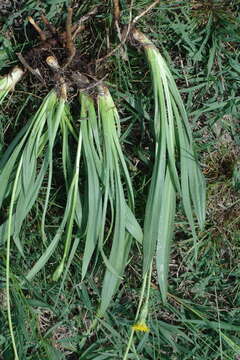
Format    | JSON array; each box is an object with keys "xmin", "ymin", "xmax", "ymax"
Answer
[{"xmin": 14, "ymin": 7, "xmax": 109, "ymax": 98}]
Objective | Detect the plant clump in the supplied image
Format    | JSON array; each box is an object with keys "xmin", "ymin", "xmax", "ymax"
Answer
[{"xmin": 0, "ymin": 3, "xmax": 206, "ymax": 359}]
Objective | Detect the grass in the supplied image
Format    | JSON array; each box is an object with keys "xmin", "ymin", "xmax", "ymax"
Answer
[{"xmin": 0, "ymin": 0, "xmax": 240, "ymax": 359}]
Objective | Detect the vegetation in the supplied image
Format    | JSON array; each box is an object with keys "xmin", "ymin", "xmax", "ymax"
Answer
[{"xmin": 0, "ymin": 1, "xmax": 240, "ymax": 359}]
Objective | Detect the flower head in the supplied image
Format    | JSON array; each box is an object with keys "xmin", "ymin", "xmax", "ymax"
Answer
[{"xmin": 132, "ymin": 321, "xmax": 150, "ymax": 332}]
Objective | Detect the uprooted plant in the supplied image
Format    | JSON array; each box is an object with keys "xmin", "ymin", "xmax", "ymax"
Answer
[{"xmin": 0, "ymin": 2, "xmax": 205, "ymax": 358}]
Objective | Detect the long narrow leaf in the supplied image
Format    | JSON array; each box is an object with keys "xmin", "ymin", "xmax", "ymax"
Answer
[{"xmin": 131, "ymin": 29, "xmax": 206, "ymax": 301}]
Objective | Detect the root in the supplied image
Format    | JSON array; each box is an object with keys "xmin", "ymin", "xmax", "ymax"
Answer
[
  {"xmin": 63, "ymin": 7, "xmax": 76, "ymax": 69},
  {"xmin": 113, "ymin": 0, "xmax": 120, "ymax": 23},
  {"xmin": 41, "ymin": 13, "xmax": 57, "ymax": 35},
  {"xmin": 14, "ymin": 2, "xmax": 159, "ymax": 97},
  {"xmin": 72, "ymin": 5, "xmax": 99, "ymax": 37},
  {"xmin": 95, "ymin": 0, "xmax": 160, "ymax": 64},
  {"xmin": 17, "ymin": 53, "xmax": 45, "ymax": 84},
  {"xmin": 132, "ymin": 0, "xmax": 160, "ymax": 25},
  {"xmin": 28, "ymin": 16, "xmax": 47, "ymax": 41}
]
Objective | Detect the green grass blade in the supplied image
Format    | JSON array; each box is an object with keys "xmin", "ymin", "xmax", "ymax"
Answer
[
  {"xmin": 143, "ymin": 130, "xmax": 167, "ymax": 274},
  {"xmin": 97, "ymin": 86, "xmax": 140, "ymax": 315},
  {"xmin": 6, "ymin": 155, "xmax": 23, "ymax": 360},
  {"xmin": 52, "ymin": 109, "xmax": 83, "ymax": 281},
  {"xmin": 125, "ymin": 205, "xmax": 143, "ymax": 244},
  {"xmin": 80, "ymin": 93, "xmax": 102, "ymax": 280},
  {"xmin": 41, "ymin": 95, "xmax": 65, "ymax": 240},
  {"xmin": 131, "ymin": 29, "xmax": 206, "ymax": 301},
  {"xmin": 156, "ymin": 167, "xmax": 176, "ymax": 303}
]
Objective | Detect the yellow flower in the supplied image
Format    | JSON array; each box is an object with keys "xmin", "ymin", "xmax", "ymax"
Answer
[{"xmin": 132, "ymin": 322, "xmax": 150, "ymax": 332}]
